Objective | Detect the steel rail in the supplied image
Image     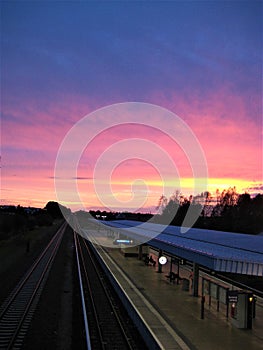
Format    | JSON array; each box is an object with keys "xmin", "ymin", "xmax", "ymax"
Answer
[
  {"xmin": 82, "ymin": 237, "xmax": 134, "ymax": 350},
  {"xmin": 0, "ymin": 222, "xmax": 65, "ymax": 320},
  {"xmin": 75, "ymin": 231, "xmax": 135, "ymax": 350},
  {"xmin": 73, "ymin": 231, "xmax": 92, "ymax": 350},
  {"xmin": 0, "ymin": 221, "xmax": 66, "ymax": 349}
]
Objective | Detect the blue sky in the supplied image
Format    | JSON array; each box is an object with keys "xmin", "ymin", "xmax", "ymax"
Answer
[{"xmin": 2, "ymin": 1, "xmax": 261, "ymax": 106}]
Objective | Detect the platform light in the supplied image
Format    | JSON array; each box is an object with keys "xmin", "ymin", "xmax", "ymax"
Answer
[{"xmin": 159, "ymin": 256, "xmax": 167, "ymax": 265}]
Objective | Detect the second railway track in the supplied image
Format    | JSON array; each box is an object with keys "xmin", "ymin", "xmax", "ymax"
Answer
[{"xmin": 0, "ymin": 221, "xmax": 67, "ymax": 350}]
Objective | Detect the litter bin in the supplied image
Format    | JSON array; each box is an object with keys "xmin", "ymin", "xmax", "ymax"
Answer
[{"xmin": 182, "ymin": 278, "xmax": 190, "ymax": 291}]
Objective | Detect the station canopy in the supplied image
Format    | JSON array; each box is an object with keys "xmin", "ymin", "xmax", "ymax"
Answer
[{"xmin": 103, "ymin": 220, "xmax": 263, "ymax": 276}]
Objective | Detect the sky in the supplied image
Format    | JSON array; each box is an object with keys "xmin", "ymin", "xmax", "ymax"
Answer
[{"xmin": 1, "ymin": 0, "xmax": 262, "ymax": 213}]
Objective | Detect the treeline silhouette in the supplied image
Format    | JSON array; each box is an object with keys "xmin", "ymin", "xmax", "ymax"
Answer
[
  {"xmin": 2, "ymin": 191, "xmax": 262, "ymax": 239},
  {"xmin": 0, "ymin": 201, "xmax": 70, "ymax": 240},
  {"xmin": 155, "ymin": 188, "xmax": 263, "ymax": 234}
]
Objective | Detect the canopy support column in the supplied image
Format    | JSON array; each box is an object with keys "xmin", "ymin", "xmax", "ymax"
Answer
[
  {"xmin": 193, "ymin": 263, "xmax": 199, "ymax": 297},
  {"xmin": 138, "ymin": 245, "xmax": 143, "ymax": 260},
  {"xmin": 158, "ymin": 249, "xmax": 163, "ymax": 273}
]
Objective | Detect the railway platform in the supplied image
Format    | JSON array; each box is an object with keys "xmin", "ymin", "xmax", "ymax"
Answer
[{"xmin": 90, "ymin": 233, "xmax": 263, "ymax": 350}]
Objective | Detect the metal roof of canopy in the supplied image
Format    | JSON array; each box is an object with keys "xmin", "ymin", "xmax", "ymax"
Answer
[{"xmin": 103, "ymin": 220, "xmax": 263, "ymax": 276}]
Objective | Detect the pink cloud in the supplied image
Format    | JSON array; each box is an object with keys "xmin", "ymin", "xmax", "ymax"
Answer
[
  {"xmin": 148, "ymin": 87, "xmax": 262, "ymax": 182},
  {"xmin": 2, "ymin": 88, "xmax": 261, "ymax": 209}
]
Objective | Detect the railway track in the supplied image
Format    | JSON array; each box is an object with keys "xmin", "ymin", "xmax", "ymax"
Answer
[
  {"xmin": 0, "ymin": 221, "xmax": 67, "ymax": 350},
  {"xmin": 74, "ymin": 232, "xmax": 147, "ymax": 350}
]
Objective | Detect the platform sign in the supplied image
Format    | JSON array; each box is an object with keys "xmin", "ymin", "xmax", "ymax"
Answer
[
  {"xmin": 228, "ymin": 290, "xmax": 238, "ymax": 303},
  {"xmin": 113, "ymin": 239, "xmax": 134, "ymax": 245}
]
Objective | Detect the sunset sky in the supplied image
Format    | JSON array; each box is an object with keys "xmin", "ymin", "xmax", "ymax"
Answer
[{"xmin": 1, "ymin": 1, "xmax": 262, "ymax": 213}]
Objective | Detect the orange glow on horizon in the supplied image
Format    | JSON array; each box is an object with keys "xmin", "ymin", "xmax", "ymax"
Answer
[{"xmin": 2, "ymin": 175, "xmax": 261, "ymax": 212}]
